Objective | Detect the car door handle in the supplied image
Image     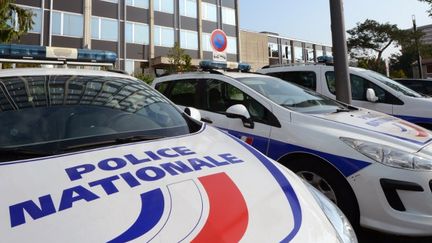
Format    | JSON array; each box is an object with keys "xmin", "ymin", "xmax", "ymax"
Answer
[{"xmin": 201, "ymin": 117, "xmax": 213, "ymax": 123}]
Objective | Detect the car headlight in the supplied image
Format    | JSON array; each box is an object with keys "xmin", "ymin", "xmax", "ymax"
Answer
[
  {"xmin": 340, "ymin": 137, "xmax": 432, "ymax": 171},
  {"xmin": 305, "ymin": 182, "xmax": 358, "ymax": 243}
]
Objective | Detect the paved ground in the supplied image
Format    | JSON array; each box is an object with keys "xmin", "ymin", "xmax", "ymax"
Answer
[{"xmin": 358, "ymin": 228, "xmax": 432, "ymax": 243}]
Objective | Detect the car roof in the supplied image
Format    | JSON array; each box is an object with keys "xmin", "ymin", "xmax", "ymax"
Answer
[
  {"xmin": 0, "ymin": 68, "xmax": 135, "ymax": 79},
  {"xmin": 154, "ymin": 70, "xmax": 267, "ymax": 83}
]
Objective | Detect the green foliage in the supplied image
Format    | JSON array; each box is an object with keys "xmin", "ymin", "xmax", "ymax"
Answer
[
  {"xmin": 389, "ymin": 28, "xmax": 432, "ymax": 78},
  {"xmin": 134, "ymin": 72, "xmax": 154, "ymax": 84},
  {"xmin": 390, "ymin": 69, "xmax": 407, "ymax": 79},
  {"xmin": 167, "ymin": 42, "xmax": 193, "ymax": 73},
  {"xmin": 357, "ymin": 57, "xmax": 387, "ymax": 74},
  {"xmin": 0, "ymin": 0, "xmax": 34, "ymax": 43},
  {"xmin": 419, "ymin": 0, "xmax": 432, "ymax": 17},
  {"xmin": 347, "ymin": 19, "xmax": 403, "ymax": 62}
]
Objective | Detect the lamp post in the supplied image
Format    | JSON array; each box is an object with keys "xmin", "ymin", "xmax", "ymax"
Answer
[
  {"xmin": 329, "ymin": 0, "xmax": 351, "ymax": 104},
  {"xmin": 412, "ymin": 15, "xmax": 423, "ymax": 79}
]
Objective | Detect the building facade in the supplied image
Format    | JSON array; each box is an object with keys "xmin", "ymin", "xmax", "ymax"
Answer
[
  {"xmin": 240, "ymin": 30, "xmax": 333, "ymax": 71},
  {"xmin": 12, "ymin": 0, "xmax": 240, "ymax": 74}
]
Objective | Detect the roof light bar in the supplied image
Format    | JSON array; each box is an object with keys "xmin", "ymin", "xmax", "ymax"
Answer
[
  {"xmin": 199, "ymin": 60, "xmax": 251, "ymax": 72},
  {"xmin": 0, "ymin": 44, "xmax": 117, "ymax": 65}
]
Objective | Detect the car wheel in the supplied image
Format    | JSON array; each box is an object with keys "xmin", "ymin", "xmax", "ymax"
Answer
[{"xmin": 285, "ymin": 157, "xmax": 360, "ymax": 228}]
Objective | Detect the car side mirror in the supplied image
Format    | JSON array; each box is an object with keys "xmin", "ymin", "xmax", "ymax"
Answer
[
  {"xmin": 225, "ymin": 104, "xmax": 254, "ymax": 129},
  {"xmin": 366, "ymin": 88, "xmax": 379, "ymax": 102},
  {"xmin": 184, "ymin": 107, "xmax": 201, "ymax": 121}
]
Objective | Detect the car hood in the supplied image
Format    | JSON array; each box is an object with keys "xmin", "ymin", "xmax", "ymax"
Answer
[
  {"xmin": 0, "ymin": 125, "xmax": 338, "ymax": 242},
  {"xmin": 310, "ymin": 108, "xmax": 432, "ymax": 148}
]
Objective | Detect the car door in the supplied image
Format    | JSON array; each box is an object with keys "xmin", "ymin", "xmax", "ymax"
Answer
[
  {"xmin": 202, "ymin": 78, "xmax": 277, "ymax": 155},
  {"xmin": 160, "ymin": 77, "xmax": 274, "ymax": 155},
  {"xmin": 324, "ymin": 71, "xmax": 397, "ymax": 114}
]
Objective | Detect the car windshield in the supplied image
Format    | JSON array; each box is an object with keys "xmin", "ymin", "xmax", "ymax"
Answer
[
  {"xmin": 364, "ymin": 70, "xmax": 423, "ymax": 98},
  {"xmin": 236, "ymin": 76, "xmax": 349, "ymax": 114},
  {"xmin": 0, "ymin": 74, "xmax": 199, "ymax": 159}
]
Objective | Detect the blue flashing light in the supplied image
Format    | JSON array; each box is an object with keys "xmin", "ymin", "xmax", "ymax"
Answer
[
  {"xmin": 200, "ymin": 60, "xmax": 227, "ymax": 70},
  {"xmin": 0, "ymin": 44, "xmax": 117, "ymax": 64},
  {"xmin": 238, "ymin": 63, "xmax": 251, "ymax": 72},
  {"xmin": 77, "ymin": 49, "xmax": 117, "ymax": 63}
]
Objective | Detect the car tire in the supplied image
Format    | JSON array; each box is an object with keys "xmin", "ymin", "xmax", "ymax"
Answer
[{"xmin": 284, "ymin": 157, "xmax": 360, "ymax": 228}]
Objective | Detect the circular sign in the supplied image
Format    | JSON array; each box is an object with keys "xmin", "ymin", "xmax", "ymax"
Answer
[{"xmin": 210, "ymin": 29, "xmax": 228, "ymax": 52}]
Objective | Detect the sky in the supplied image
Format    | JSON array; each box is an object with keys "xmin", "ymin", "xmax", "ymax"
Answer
[{"xmin": 239, "ymin": 0, "xmax": 432, "ymax": 57}]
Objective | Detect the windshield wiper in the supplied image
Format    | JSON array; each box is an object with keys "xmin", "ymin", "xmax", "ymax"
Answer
[
  {"xmin": 0, "ymin": 148, "xmax": 55, "ymax": 162},
  {"xmin": 61, "ymin": 135, "xmax": 165, "ymax": 152}
]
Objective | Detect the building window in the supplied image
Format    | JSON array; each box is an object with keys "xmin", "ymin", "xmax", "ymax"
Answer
[
  {"xmin": 202, "ymin": 2, "xmax": 216, "ymax": 22},
  {"xmin": 306, "ymin": 48, "xmax": 314, "ymax": 62},
  {"xmin": 294, "ymin": 46, "xmax": 303, "ymax": 62},
  {"xmin": 126, "ymin": 22, "xmax": 149, "ymax": 45},
  {"xmin": 92, "ymin": 16, "xmax": 118, "ymax": 41},
  {"xmin": 101, "ymin": 0, "xmax": 118, "ymax": 3},
  {"xmin": 9, "ymin": 6, "xmax": 42, "ymax": 33},
  {"xmin": 154, "ymin": 0, "xmax": 173, "ymax": 14},
  {"xmin": 222, "ymin": 7, "xmax": 236, "ymax": 25},
  {"xmin": 126, "ymin": 0, "xmax": 148, "ymax": 8},
  {"xmin": 125, "ymin": 59, "xmax": 135, "ymax": 74},
  {"xmin": 154, "ymin": 25, "xmax": 174, "ymax": 47},
  {"xmin": 268, "ymin": 43, "xmax": 278, "ymax": 58},
  {"xmin": 52, "ymin": 11, "xmax": 83, "ymax": 38},
  {"xmin": 180, "ymin": 0, "xmax": 197, "ymax": 18},
  {"xmin": 227, "ymin": 36, "xmax": 237, "ymax": 54},
  {"xmin": 282, "ymin": 45, "xmax": 291, "ymax": 61},
  {"xmin": 316, "ymin": 49, "xmax": 323, "ymax": 58},
  {"xmin": 180, "ymin": 30, "xmax": 198, "ymax": 50},
  {"xmin": 202, "ymin": 33, "xmax": 212, "ymax": 51}
]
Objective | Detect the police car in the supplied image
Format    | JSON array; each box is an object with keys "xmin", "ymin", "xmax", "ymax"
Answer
[
  {"xmin": 153, "ymin": 61, "xmax": 432, "ymax": 237},
  {"xmin": 0, "ymin": 46, "xmax": 356, "ymax": 242},
  {"xmin": 258, "ymin": 64, "xmax": 432, "ymax": 130}
]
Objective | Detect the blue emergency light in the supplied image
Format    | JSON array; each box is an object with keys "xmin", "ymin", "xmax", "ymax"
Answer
[
  {"xmin": 0, "ymin": 44, "xmax": 117, "ymax": 64},
  {"xmin": 199, "ymin": 60, "xmax": 251, "ymax": 72}
]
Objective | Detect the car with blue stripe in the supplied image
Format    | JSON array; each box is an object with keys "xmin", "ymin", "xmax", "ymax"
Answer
[
  {"xmin": 153, "ymin": 62, "xmax": 432, "ymax": 237},
  {"xmin": 0, "ymin": 67, "xmax": 355, "ymax": 242},
  {"xmin": 258, "ymin": 65, "xmax": 432, "ymax": 130}
]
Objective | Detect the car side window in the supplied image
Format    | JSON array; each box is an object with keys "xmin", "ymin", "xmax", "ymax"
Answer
[
  {"xmin": 154, "ymin": 82, "xmax": 169, "ymax": 95},
  {"xmin": 325, "ymin": 72, "xmax": 402, "ymax": 104},
  {"xmin": 268, "ymin": 71, "xmax": 317, "ymax": 90},
  {"xmin": 202, "ymin": 79, "xmax": 279, "ymax": 126},
  {"xmin": 164, "ymin": 79, "xmax": 203, "ymax": 108}
]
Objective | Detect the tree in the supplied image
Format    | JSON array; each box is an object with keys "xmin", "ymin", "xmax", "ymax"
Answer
[
  {"xmin": 0, "ymin": 0, "xmax": 34, "ymax": 43},
  {"xmin": 357, "ymin": 57, "xmax": 386, "ymax": 75},
  {"xmin": 419, "ymin": 0, "xmax": 432, "ymax": 17},
  {"xmin": 347, "ymin": 19, "xmax": 403, "ymax": 63},
  {"xmin": 167, "ymin": 42, "xmax": 193, "ymax": 73},
  {"xmin": 389, "ymin": 28, "xmax": 432, "ymax": 78}
]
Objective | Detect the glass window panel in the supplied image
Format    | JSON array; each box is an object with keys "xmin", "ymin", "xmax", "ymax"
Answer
[
  {"xmin": 134, "ymin": 0, "xmax": 148, "ymax": 8},
  {"xmin": 227, "ymin": 37, "xmax": 237, "ymax": 54},
  {"xmin": 202, "ymin": 33, "xmax": 211, "ymax": 51},
  {"xmin": 222, "ymin": 7, "xmax": 236, "ymax": 25},
  {"xmin": 52, "ymin": 12, "xmax": 61, "ymax": 35},
  {"xmin": 161, "ymin": 27, "xmax": 174, "ymax": 47},
  {"xmin": 180, "ymin": 0, "xmax": 197, "ymax": 18},
  {"xmin": 125, "ymin": 22, "xmax": 133, "ymax": 43},
  {"xmin": 100, "ymin": 18, "xmax": 118, "ymax": 41},
  {"xmin": 63, "ymin": 13, "xmax": 83, "ymax": 37},
  {"xmin": 91, "ymin": 17, "xmax": 99, "ymax": 39},
  {"xmin": 154, "ymin": 0, "xmax": 173, "ymax": 13},
  {"xmin": 294, "ymin": 46, "xmax": 303, "ymax": 62},
  {"xmin": 28, "ymin": 8, "xmax": 42, "ymax": 33},
  {"xmin": 134, "ymin": 23, "xmax": 148, "ymax": 44},
  {"xmin": 125, "ymin": 60, "xmax": 134, "ymax": 74},
  {"xmin": 154, "ymin": 26, "xmax": 161, "ymax": 46},
  {"xmin": 126, "ymin": 0, "xmax": 133, "ymax": 5},
  {"xmin": 202, "ymin": 3, "xmax": 216, "ymax": 22}
]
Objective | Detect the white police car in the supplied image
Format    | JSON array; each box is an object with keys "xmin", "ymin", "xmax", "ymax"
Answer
[
  {"xmin": 153, "ymin": 61, "xmax": 432, "ymax": 237},
  {"xmin": 258, "ymin": 64, "xmax": 432, "ymax": 130},
  {"xmin": 0, "ymin": 64, "xmax": 356, "ymax": 242}
]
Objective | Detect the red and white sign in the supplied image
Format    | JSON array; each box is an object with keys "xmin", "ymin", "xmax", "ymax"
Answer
[{"xmin": 210, "ymin": 29, "xmax": 228, "ymax": 62}]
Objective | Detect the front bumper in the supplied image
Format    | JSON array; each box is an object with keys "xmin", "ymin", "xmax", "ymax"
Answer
[{"xmin": 348, "ymin": 163, "xmax": 432, "ymax": 236}]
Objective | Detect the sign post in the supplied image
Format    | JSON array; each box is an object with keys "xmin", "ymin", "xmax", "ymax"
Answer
[{"xmin": 210, "ymin": 29, "xmax": 228, "ymax": 62}]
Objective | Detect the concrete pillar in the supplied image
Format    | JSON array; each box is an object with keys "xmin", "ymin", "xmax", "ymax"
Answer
[
  {"xmin": 83, "ymin": 0, "xmax": 92, "ymax": 49},
  {"xmin": 198, "ymin": 0, "xmax": 203, "ymax": 59}
]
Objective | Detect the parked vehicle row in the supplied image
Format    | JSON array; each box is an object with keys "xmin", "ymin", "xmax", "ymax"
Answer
[
  {"xmin": 153, "ymin": 61, "xmax": 432, "ymax": 238},
  {"xmin": 0, "ymin": 48, "xmax": 357, "ymax": 242},
  {"xmin": 258, "ymin": 65, "xmax": 432, "ymax": 130}
]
